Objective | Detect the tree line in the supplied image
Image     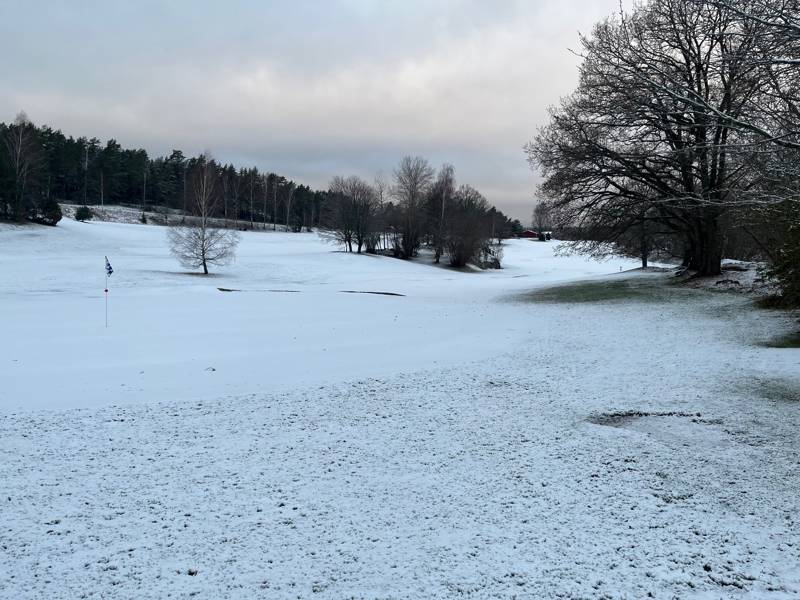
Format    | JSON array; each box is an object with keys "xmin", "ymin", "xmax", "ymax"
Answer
[
  {"xmin": 166, "ymin": 153, "xmax": 516, "ymax": 275},
  {"xmin": 166, "ymin": 154, "xmax": 516, "ymax": 274},
  {"xmin": 0, "ymin": 114, "xmax": 517, "ymax": 272},
  {"xmin": 0, "ymin": 113, "xmax": 321, "ymax": 230},
  {"xmin": 324, "ymin": 157, "xmax": 515, "ymax": 268},
  {"xmin": 526, "ymin": 0, "xmax": 800, "ymax": 301}
]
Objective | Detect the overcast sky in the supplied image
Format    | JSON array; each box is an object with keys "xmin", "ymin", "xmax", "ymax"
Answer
[{"xmin": 0, "ymin": 0, "xmax": 626, "ymax": 222}]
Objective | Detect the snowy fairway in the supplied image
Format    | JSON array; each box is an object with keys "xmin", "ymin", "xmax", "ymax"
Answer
[{"xmin": 1, "ymin": 220, "xmax": 799, "ymax": 598}]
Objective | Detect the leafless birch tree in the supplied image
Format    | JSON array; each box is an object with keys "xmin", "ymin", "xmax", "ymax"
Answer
[
  {"xmin": 2, "ymin": 111, "xmax": 40, "ymax": 222},
  {"xmin": 168, "ymin": 153, "xmax": 239, "ymax": 274}
]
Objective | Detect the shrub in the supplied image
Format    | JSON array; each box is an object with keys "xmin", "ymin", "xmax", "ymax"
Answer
[
  {"xmin": 445, "ymin": 185, "xmax": 492, "ymax": 267},
  {"xmin": 768, "ymin": 219, "xmax": 800, "ymax": 306},
  {"xmin": 75, "ymin": 205, "xmax": 93, "ymax": 222},
  {"xmin": 480, "ymin": 244, "xmax": 503, "ymax": 269},
  {"xmin": 41, "ymin": 200, "xmax": 63, "ymax": 226},
  {"xmin": 28, "ymin": 198, "xmax": 62, "ymax": 226}
]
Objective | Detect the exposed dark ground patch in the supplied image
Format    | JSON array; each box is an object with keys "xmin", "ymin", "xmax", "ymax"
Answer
[
  {"xmin": 217, "ymin": 288, "xmax": 300, "ymax": 293},
  {"xmin": 514, "ymin": 277, "xmax": 699, "ymax": 304},
  {"xmin": 757, "ymin": 331, "xmax": 800, "ymax": 349},
  {"xmin": 340, "ymin": 290, "xmax": 405, "ymax": 297},
  {"xmin": 588, "ymin": 410, "xmax": 703, "ymax": 427},
  {"xmin": 738, "ymin": 377, "xmax": 800, "ymax": 403}
]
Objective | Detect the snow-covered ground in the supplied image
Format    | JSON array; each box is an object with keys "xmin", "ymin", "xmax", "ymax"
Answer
[
  {"xmin": 0, "ymin": 218, "xmax": 646, "ymax": 412},
  {"xmin": 1, "ymin": 217, "xmax": 799, "ymax": 598}
]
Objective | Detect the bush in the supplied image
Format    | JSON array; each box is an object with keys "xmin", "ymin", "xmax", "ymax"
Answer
[
  {"xmin": 75, "ymin": 205, "xmax": 93, "ymax": 222},
  {"xmin": 41, "ymin": 200, "xmax": 63, "ymax": 226},
  {"xmin": 769, "ymin": 219, "xmax": 800, "ymax": 306},
  {"xmin": 445, "ymin": 185, "xmax": 492, "ymax": 267},
  {"xmin": 480, "ymin": 244, "xmax": 503, "ymax": 269},
  {"xmin": 28, "ymin": 198, "xmax": 62, "ymax": 226}
]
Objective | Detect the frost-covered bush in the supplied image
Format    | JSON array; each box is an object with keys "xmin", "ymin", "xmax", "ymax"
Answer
[
  {"xmin": 768, "ymin": 204, "xmax": 800, "ymax": 306},
  {"xmin": 75, "ymin": 205, "xmax": 93, "ymax": 222},
  {"xmin": 29, "ymin": 198, "xmax": 62, "ymax": 226}
]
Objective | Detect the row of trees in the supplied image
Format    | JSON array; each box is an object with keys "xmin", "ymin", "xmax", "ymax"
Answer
[
  {"xmin": 324, "ymin": 157, "xmax": 513, "ymax": 268},
  {"xmin": 166, "ymin": 153, "xmax": 514, "ymax": 275},
  {"xmin": 0, "ymin": 113, "xmax": 62, "ymax": 224},
  {"xmin": 0, "ymin": 113, "xmax": 318, "ymax": 230},
  {"xmin": 526, "ymin": 0, "xmax": 799, "ymax": 296}
]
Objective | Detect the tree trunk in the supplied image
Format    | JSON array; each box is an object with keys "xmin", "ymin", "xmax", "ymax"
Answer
[
  {"xmin": 14, "ymin": 184, "xmax": 25, "ymax": 222},
  {"xmin": 682, "ymin": 234, "xmax": 695, "ymax": 268},
  {"xmin": 263, "ymin": 178, "xmax": 268, "ymax": 230},
  {"xmin": 697, "ymin": 226, "xmax": 723, "ymax": 276},
  {"xmin": 641, "ymin": 235, "xmax": 649, "ymax": 269},
  {"xmin": 686, "ymin": 215, "xmax": 723, "ymax": 276},
  {"xmin": 202, "ymin": 259, "xmax": 208, "ymax": 275},
  {"xmin": 273, "ymin": 182, "xmax": 278, "ymax": 231}
]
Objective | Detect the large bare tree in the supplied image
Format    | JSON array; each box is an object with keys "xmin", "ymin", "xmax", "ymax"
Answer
[
  {"xmin": 327, "ymin": 175, "xmax": 377, "ymax": 253},
  {"xmin": 445, "ymin": 185, "xmax": 493, "ymax": 267},
  {"xmin": 393, "ymin": 156, "xmax": 434, "ymax": 259},
  {"xmin": 532, "ymin": 202, "xmax": 551, "ymax": 235},
  {"xmin": 429, "ymin": 164, "xmax": 455, "ymax": 263},
  {"xmin": 526, "ymin": 0, "xmax": 797, "ymax": 275},
  {"xmin": 168, "ymin": 153, "xmax": 239, "ymax": 274}
]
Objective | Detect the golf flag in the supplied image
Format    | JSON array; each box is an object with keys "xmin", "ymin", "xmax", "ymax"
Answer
[{"xmin": 104, "ymin": 256, "xmax": 113, "ymax": 327}]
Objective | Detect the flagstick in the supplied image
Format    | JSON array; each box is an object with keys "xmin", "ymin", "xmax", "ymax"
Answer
[{"xmin": 105, "ymin": 259, "xmax": 108, "ymax": 328}]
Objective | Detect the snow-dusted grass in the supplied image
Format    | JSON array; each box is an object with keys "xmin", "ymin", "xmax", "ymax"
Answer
[
  {"xmin": 740, "ymin": 377, "xmax": 800, "ymax": 403},
  {"xmin": 1, "ymin": 217, "xmax": 799, "ymax": 598},
  {"xmin": 0, "ymin": 219, "xmax": 646, "ymax": 412},
  {"xmin": 759, "ymin": 331, "xmax": 800, "ymax": 349},
  {"xmin": 517, "ymin": 273, "xmax": 700, "ymax": 304}
]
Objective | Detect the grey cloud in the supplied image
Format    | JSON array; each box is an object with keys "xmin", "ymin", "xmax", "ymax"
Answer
[{"xmin": 0, "ymin": 0, "xmax": 627, "ymax": 221}]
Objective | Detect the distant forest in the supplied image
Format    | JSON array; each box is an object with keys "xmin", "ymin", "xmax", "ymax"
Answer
[{"xmin": 0, "ymin": 115, "xmax": 322, "ymax": 229}]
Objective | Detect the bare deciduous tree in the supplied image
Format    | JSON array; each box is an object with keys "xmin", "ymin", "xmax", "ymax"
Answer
[
  {"xmin": 326, "ymin": 175, "xmax": 377, "ymax": 253},
  {"xmin": 2, "ymin": 111, "xmax": 41, "ymax": 222},
  {"xmin": 532, "ymin": 202, "xmax": 551, "ymax": 235},
  {"xmin": 372, "ymin": 172, "xmax": 390, "ymax": 251},
  {"xmin": 429, "ymin": 164, "xmax": 455, "ymax": 263},
  {"xmin": 445, "ymin": 185, "xmax": 493, "ymax": 267},
  {"xmin": 168, "ymin": 153, "xmax": 239, "ymax": 274},
  {"xmin": 393, "ymin": 156, "xmax": 434, "ymax": 259},
  {"xmin": 526, "ymin": 0, "xmax": 796, "ymax": 275},
  {"xmin": 261, "ymin": 174, "xmax": 272, "ymax": 231},
  {"xmin": 285, "ymin": 182, "xmax": 296, "ymax": 232}
]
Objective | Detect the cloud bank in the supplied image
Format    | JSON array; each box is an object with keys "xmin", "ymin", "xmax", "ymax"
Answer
[{"xmin": 0, "ymin": 0, "xmax": 627, "ymax": 221}]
